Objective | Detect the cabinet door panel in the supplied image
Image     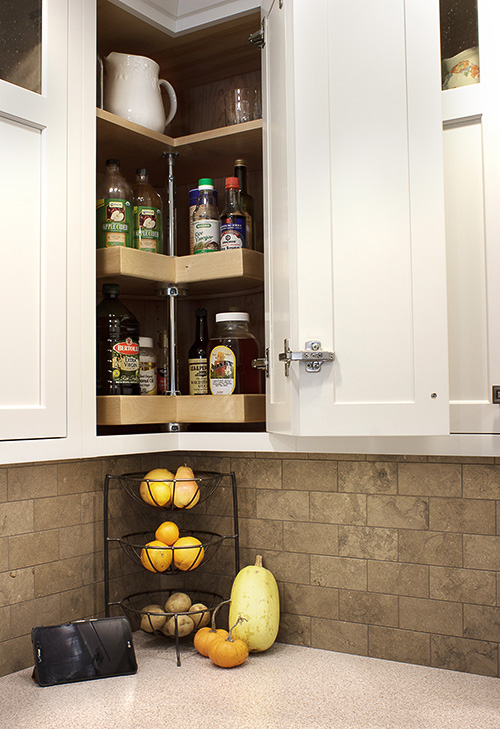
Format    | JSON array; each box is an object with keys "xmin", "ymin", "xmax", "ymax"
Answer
[{"xmin": 264, "ymin": 0, "xmax": 449, "ymax": 437}]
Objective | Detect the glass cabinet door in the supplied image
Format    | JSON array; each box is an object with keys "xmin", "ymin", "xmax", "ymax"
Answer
[
  {"xmin": 0, "ymin": 0, "xmax": 42, "ymax": 93},
  {"xmin": 440, "ymin": 0, "xmax": 479, "ymax": 89}
]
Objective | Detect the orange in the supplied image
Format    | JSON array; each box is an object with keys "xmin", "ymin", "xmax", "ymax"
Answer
[
  {"xmin": 155, "ymin": 520, "xmax": 180, "ymax": 546},
  {"xmin": 140, "ymin": 539, "xmax": 172, "ymax": 573},
  {"xmin": 172, "ymin": 536, "xmax": 205, "ymax": 571}
]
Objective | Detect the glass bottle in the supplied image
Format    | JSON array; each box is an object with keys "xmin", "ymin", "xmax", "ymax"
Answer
[
  {"xmin": 96, "ymin": 283, "xmax": 140, "ymax": 395},
  {"xmin": 157, "ymin": 329, "xmax": 169, "ymax": 395},
  {"xmin": 233, "ymin": 158, "xmax": 255, "ymax": 250},
  {"xmin": 188, "ymin": 308, "xmax": 209, "ymax": 395},
  {"xmin": 192, "ymin": 178, "xmax": 220, "ymax": 253},
  {"xmin": 96, "ymin": 159, "xmax": 133, "ymax": 249},
  {"xmin": 220, "ymin": 177, "xmax": 246, "ymax": 250},
  {"xmin": 132, "ymin": 168, "xmax": 163, "ymax": 254},
  {"xmin": 139, "ymin": 336, "xmax": 157, "ymax": 395},
  {"xmin": 208, "ymin": 312, "xmax": 261, "ymax": 395}
]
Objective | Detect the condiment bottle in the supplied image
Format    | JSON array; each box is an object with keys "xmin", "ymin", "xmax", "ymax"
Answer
[
  {"xmin": 157, "ymin": 329, "xmax": 169, "ymax": 395},
  {"xmin": 132, "ymin": 168, "xmax": 163, "ymax": 254},
  {"xmin": 189, "ymin": 187, "xmax": 218, "ymax": 254},
  {"xmin": 220, "ymin": 177, "xmax": 246, "ymax": 250},
  {"xmin": 208, "ymin": 312, "xmax": 261, "ymax": 395},
  {"xmin": 234, "ymin": 158, "xmax": 255, "ymax": 250},
  {"xmin": 192, "ymin": 178, "xmax": 219, "ymax": 253},
  {"xmin": 96, "ymin": 159, "xmax": 133, "ymax": 249},
  {"xmin": 139, "ymin": 336, "xmax": 157, "ymax": 395},
  {"xmin": 96, "ymin": 283, "xmax": 140, "ymax": 395},
  {"xmin": 188, "ymin": 308, "xmax": 209, "ymax": 395}
]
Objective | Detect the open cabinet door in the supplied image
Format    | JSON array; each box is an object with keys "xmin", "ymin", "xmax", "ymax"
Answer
[{"xmin": 263, "ymin": 0, "xmax": 449, "ymax": 437}]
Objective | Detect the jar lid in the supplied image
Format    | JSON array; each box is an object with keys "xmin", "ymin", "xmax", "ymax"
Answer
[
  {"xmin": 215, "ymin": 312, "xmax": 249, "ymax": 323},
  {"xmin": 139, "ymin": 337, "xmax": 153, "ymax": 348}
]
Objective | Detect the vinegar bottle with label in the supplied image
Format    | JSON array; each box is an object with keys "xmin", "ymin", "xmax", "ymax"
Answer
[
  {"xmin": 233, "ymin": 159, "xmax": 255, "ymax": 250},
  {"xmin": 188, "ymin": 308, "xmax": 209, "ymax": 395},
  {"xmin": 132, "ymin": 168, "xmax": 163, "ymax": 254},
  {"xmin": 220, "ymin": 177, "xmax": 246, "ymax": 250},
  {"xmin": 96, "ymin": 159, "xmax": 133, "ymax": 249},
  {"xmin": 96, "ymin": 283, "xmax": 140, "ymax": 395},
  {"xmin": 192, "ymin": 178, "xmax": 220, "ymax": 253}
]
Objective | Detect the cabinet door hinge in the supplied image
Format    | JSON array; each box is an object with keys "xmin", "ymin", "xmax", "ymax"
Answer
[
  {"xmin": 248, "ymin": 22, "xmax": 265, "ymax": 49},
  {"xmin": 252, "ymin": 348, "xmax": 269, "ymax": 377},
  {"xmin": 278, "ymin": 339, "xmax": 335, "ymax": 377}
]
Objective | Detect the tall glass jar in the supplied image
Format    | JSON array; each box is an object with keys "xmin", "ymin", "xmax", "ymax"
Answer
[{"xmin": 208, "ymin": 312, "xmax": 261, "ymax": 395}]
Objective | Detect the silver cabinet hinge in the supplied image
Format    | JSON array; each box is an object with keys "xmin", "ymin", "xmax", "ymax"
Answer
[
  {"xmin": 278, "ymin": 339, "xmax": 334, "ymax": 377},
  {"xmin": 252, "ymin": 347, "xmax": 269, "ymax": 377},
  {"xmin": 248, "ymin": 22, "xmax": 265, "ymax": 49}
]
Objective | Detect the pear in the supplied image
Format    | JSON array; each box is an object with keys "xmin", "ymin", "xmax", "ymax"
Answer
[{"xmin": 173, "ymin": 465, "xmax": 200, "ymax": 509}]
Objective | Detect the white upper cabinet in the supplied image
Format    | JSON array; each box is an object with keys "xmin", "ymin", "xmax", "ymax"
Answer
[
  {"xmin": 263, "ymin": 0, "xmax": 450, "ymax": 437},
  {"xmin": 0, "ymin": 0, "xmax": 68, "ymax": 440}
]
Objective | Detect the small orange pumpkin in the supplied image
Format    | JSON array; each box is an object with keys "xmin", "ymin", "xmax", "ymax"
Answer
[
  {"xmin": 193, "ymin": 599, "xmax": 229, "ymax": 657},
  {"xmin": 208, "ymin": 617, "xmax": 249, "ymax": 668}
]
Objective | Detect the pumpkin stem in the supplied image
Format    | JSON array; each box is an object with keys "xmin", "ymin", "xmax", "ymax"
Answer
[
  {"xmin": 255, "ymin": 554, "xmax": 263, "ymax": 568},
  {"xmin": 226, "ymin": 615, "xmax": 247, "ymax": 642},
  {"xmin": 209, "ymin": 598, "xmax": 231, "ymax": 633}
]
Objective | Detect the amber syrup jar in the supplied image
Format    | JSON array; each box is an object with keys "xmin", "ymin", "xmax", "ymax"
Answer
[{"xmin": 208, "ymin": 312, "xmax": 261, "ymax": 395}]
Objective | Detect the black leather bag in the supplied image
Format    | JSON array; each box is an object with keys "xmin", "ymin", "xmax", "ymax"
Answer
[{"xmin": 31, "ymin": 617, "xmax": 137, "ymax": 686}]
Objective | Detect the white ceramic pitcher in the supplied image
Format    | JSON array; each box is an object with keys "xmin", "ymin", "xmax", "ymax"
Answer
[{"xmin": 104, "ymin": 52, "xmax": 177, "ymax": 133}]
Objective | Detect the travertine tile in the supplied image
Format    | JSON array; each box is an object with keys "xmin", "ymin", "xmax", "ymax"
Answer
[
  {"xmin": 100, "ymin": 455, "xmax": 144, "ymax": 479},
  {"xmin": 310, "ymin": 555, "xmax": 367, "ymax": 591},
  {"xmin": 277, "ymin": 612, "xmax": 311, "ymax": 646},
  {"xmin": 310, "ymin": 492, "xmax": 366, "ymax": 525},
  {"xmin": 366, "ymin": 455, "xmax": 428, "ymax": 462},
  {"xmin": 399, "ymin": 530, "xmax": 462, "ymax": 567},
  {"xmin": 431, "ymin": 635, "xmax": 498, "ymax": 677},
  {"xmin": 80, "ymin": 491, "xmax": 104, "ymax": 524},
  {"xmin": 0, "ymin": 469, "xmax": 7, "ymax": 502},
  {"xmin": 369, "ymin": 626, "xmax": 431, "ymax": 665},
  {"xmin": 311, "ymin": 617, "xmax": 368, "ymax": 655},
  {"xmin": 0, "ymin": 635, "xmax": 33, "ymax": 677},
  {"xmin": 282, "ymin": 459, "xmax": 337, "ymax": 491},
  {"xmin": 367, "ymin": 495, "xmax": 428, "ymax": 530},
  {"xmin": 231, "ymin": 457, "xmax": 282, "ymax": 490},
  {"xmin": 339, "ymin": 590, "xmax": 398, "ymax": 627},
  {"xmin": 283, "ymin": 521, "xmax": 338, "ymax": 556},
  {"xmin": 367, "ymin": 561, "xmax": 429, "ymax": 598},
  {"xmin": 7, "ymin": 464, "xmax": 58, "ymax": 501},
  {"xmin": 57, "ymin": 459, "xmax": 102, "ymax": 495},
  {"xmin": 239, "ymin": 517, "xmax": 283, "ymax": 551},
  {"xmin": 34, "ymin": 556, "xmax": 82, "ymax": 598},
  {"xmin": 0, "ymin": 538, "xmax": 8, "ymax": 572},
  {"xmin": 429, "ymin": 498, "xmax": 495, "ymax": 535},
  {"xmin": 464, "ymin": 605, "xmax": 500, "ymax": 642},
  {"xmin": 430, "ymin": 566, "xmax": 496, "ymax": 605},
  {"xmin": 34, "ymin": 494, "xmax": 83, "ymax": 531},
  {"xmin": 256, "ymin": 489, "xmax": 309, "ymax": 521},
  {"xmin": 10, "ymin": 594, "xmax": 60, "ymax": 638},
  {"xmin": 399, "ymin": 597, "xmax": 463, "ymax": 636},
  {"xmin": 339, "ymin": 461, "xmax": 397, "ymax": 494},
  {"xmin": 8, "ymin": 530, "xmax": 59, "ymax": 570},
  {"xmin": 283, "ymin": 582, "xmax": 339, "ymax": 620},
  {"xmin": 257, "ymin": 452, "xmax": 309, "ymax": 460},
  {"xmin": 311, "ymin": 453, "xmax": 365, "ymax": 461},
  {"xmin": 0, "ymin": 567, "xmax": 34, "ymax": 606},
  {"xmin": 254, "ymin": 550, "xmax": 310, "ymax": 584},
  {"xmin": 0, "ymin": 500, "xmax": 34, "ymax": 537},
  {"xmin": 59, "ymin": 523, "xmax": 100, "ymax": 558},
  {"xmin": 81, "ymin": 551, "xmax": 104, "ymax": 586},
  {"xmin": 463, "ymin": 464, "xmax": 500, "ymax": 499},
  {"xmin": 463, "ymin": 535, "xmax": 500, "ymax": 570},
  {"xmin": 60, "ymin": 584, "xmax": 102, "ymax": 623},
  {"xmin": 338, "ymin": 525, "xmax": 398, "ymax": 561},
  {"xmin": 0, "ymin": 605, "xmax": 10, "ymax": 641},
  {"xmin": 398, "ymin": 463, "xmax": 462, "ymax": 497}
]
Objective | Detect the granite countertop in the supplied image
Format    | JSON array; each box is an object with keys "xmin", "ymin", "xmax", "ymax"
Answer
[{"xmin": 1, "ymin": 632, "xmax": 499, "ymax": 729}]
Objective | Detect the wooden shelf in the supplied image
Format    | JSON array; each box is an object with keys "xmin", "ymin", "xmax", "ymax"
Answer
[
  {"xmin": 97, "ymin": 394, "xmax": 266, "ymax": 425},
  {"xmin": 96, "ymin": 246, "xmax": 264, "ymax": 296}
]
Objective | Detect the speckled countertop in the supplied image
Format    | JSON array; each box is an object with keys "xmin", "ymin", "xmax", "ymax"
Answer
[{"xmin": 1, "ymin": 632, "xmax": 500, "ymax": 729}]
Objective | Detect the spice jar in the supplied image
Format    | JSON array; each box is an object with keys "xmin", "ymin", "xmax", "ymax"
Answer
[{"xmin": 208, "ymin": 312, "xmax": 261, "ymax": 395}]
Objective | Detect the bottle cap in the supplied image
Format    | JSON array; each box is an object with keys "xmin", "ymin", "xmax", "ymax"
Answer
[
  {"xmin": 139, "ymin": 337, "xmax": 153, "ymax": 348},
  {"xmin": 215, "ymin": 312, "xmax": 249, "ymax": 323},
  {"xmin": 102, "ymin": 283, "xmax": 120, "ymax": 296},
  {"xmin": 198, "ymin": 177, "xmax": 214, "ymax": 189},
  {"xmin": 106, "ymin": 158, "xmax": 120, "ymax": 166},
  {"xmin": 233, "ymin": 159, "xmax": 247, "ymax": 167},
  {"xmin": 225, "ymin": 176, "xmax": 240, "ymax": 189}
]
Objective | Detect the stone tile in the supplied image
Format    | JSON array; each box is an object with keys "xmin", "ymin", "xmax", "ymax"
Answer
[
  {"xmin": 399, "ymin": 597, "xmax": 463, "ymax": 636},
  {"xmin": 80, "ymin": 491, "xmax": 104, "ymax": 524},
  {"xmin": 339, "ymin": 462, "xmax": 397, "ymax": 494},
  {"xmin": 59, "ymin": 523, "xmax": 100, "ymax": 558},
  {"xmin": 339, "ymin": 590, "xmax": 398, "ymax": 627},
  {"xmin": 463, "ymin": 464, "xmax": 500, "ymax": 499},
  {"xmin": 367, "ymin": 561, "xmax": 429, "ymax": 598},
  {"xmin": 34, "ymin": 556, "xmax": 82, "ymax": 597},
  {"xmin": 0, "ymin": 605, "xmax": 10, "ymax": 641},
  {"xmin": 283, "ymin": 521, "xmax": 338, "ymax": 556},
  {"xmin": 82, "ymin": 551, "xmax": 104, "ymax": 586},
  {"xmin": 310, "ymin": 492, "xmax": 366, "ymax": 525},
  {"xmin": 277, "ymin": 612, "xmax": 311, "ymax": 647},
  {"xmin": 34, "ymin": 494, "xmax": 82, "ymax": 531},
  {"xmin": 0, "ymin": 635, "xmax": 33, "ymax": 677},
  {"xmin": 367, "ymin": 495, "xmax": 428, "ymax": 530},
  {"xmin": 311, "ymin": 453, "xmax": 365, "ymax": 461},
  {"xmin": 239, "ymin": 517, "xmax": 283, "ymax": 551},
  {"xmin": 256, "ymin": 489, "xmax": 309, "ymax": 521},
  {"xmin": 429, "ymin": 456, "xmax": 494, "ymax": 464},
  {"xmin": 7, "ymin": 464, "xmax": 58, "ymax": 501},
  {"xmin": 10, "ymin": 594, "xmax": 60, "ymax": 638},
  {"xmin": 234, "ymin": 487, "xmax": 256, "ymax": 518},
  {"xmin": 0, "ymin": 469, "xmax": 7, "ymax": 502},
  {"xmin": 398, "ymin": 463, "xmax": 462, "ymax": 497},
  {"xmin": 366, "ymin": 455, "xmax": 428, "ymax": 462},
  {"xmin": 9, "ymin": 530, "xmax": 59, "ymax": 570},
  {"xmin": 463, "ymin": 535, "xmax": 500, "ymax": 570},
  {"xmin": 0, "ymin": 567, "xmax": 34, "ymax": 606},
  {"xmin": 255, "ymin": 550, "xmax": 310, "ymax": 585},
  {"xmin": 257, "ymin": 452, "xmax": 309, "ymax": 460},
  {"xmin": 430, "ymin": 566, "xmax": 496, "ymax": 605},
  {"xmin": 369, "ymin": 626, "xmax": 431, "ymax": 666},
  {"xmin": 310, "ymin": 555, "xmax": 367, "ymax": 591},
  {"xmin": 0, "ymin": 538, "xmax": 8, "ymax": 572},
  {"xmin": 282, "ymin": 459, "xmax": 337, "ymax": 491},
  {"xmin": 231, "ymin": 457, "xmax": 282, "ymax": 490},
  {"xmin": 464, "ymin": 605, "xmax": 500, "ymax": 642},
  {"xmin": 203, "ymin": 484, "xmax": 235, "ymax": 517},
  {"xmin": 57, "ymin": 459, "xmax": 103, "ymax": 495},
  {"xmin": 431, "ymin": 635, "xmax": 498, "ymax": 677},
  {"xmin": 283, "ymin": 582, "xmax": 339, "ymax": 620},
  {"xmin": 338, "ymin": 526, "xmax": 398, "ymax": 561},
  {"xmin": 429, "ymin": 498, "xmax": 495, "ymax": 535},
  {"xmin": 0, "ymin": 500, "xmax": 33, "ymax": 536},
  {"xmin": 399, "ymin": 531, "xmax": 462, "ymax": 567},
  {"xmin": 100, "ymin": 455, "xmax": 144, "ymax": 480},
  {"xmin": 311, "ymin": 617, "xmax": 368, "ymax": 656},
  {"xmin": 60, "ymin": 584, "xmax": 102, "ymax": 622}
]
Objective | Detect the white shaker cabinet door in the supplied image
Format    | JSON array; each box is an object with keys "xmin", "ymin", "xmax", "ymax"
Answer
[
  {"xmin": 0, "ymin": 0, "xmax": 68, "ymax": 440},
  {"xmin": 263, "ymin": 0, "xmax": 449, "ymax": 437}
]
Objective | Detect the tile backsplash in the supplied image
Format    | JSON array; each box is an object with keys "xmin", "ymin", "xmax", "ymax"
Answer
[{"xmin": 1, "ymin": 451, "xmax": 499, "ymax": 678}]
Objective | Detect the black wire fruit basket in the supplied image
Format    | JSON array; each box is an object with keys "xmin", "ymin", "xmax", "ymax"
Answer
[{"xmin": 117, "ymin": 470, "xmax": 224, "ymax": 510}]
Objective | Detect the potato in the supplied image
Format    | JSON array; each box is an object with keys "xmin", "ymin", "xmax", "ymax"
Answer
[
  {"xmin": 164, "ymin": 592, "xmax": 192, "ymax": 613},
  {"xmin": 140, "ymin": 604, "xmax": 167, "ymax": 633},
  {"xmin": 189, "ymin": 602, "xmax": 210, "ymax": 629},
  {"xmin": 163, "ymin": 614, "xmax": 195, "ymax": 637}
]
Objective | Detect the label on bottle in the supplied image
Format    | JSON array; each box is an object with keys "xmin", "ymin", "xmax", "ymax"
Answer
[
  {"xmin": 220, "ymin": 215, "xmax": 246, "ymax": 250},
  {"xmin": 193, "ymin": 219, "xmax": 220, "ymax": 253},
  {"xmin": 189, "ymin": 358, "xmax": 208, "ymax": 395},
  {"xmin": 209, "ymin": 346, "xmax": 236, "ymax": 395},
  {"xmin": 140, "ymin": 359, "xmax": 157, "ymax": 395},
  {"xmin": 112, "ymin": 338, "xmax": 140, "ymax": 384},
  {"xmin": 134, "ymin": 206, "xmax": 162, "ymax": 253},
  {"xmin": 96, "ymin": 198, "xmax": 132, "ymax": 248},
  {"xmin": 157, "ymin": 365, "xmax": 169, "ymax": 395}
]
